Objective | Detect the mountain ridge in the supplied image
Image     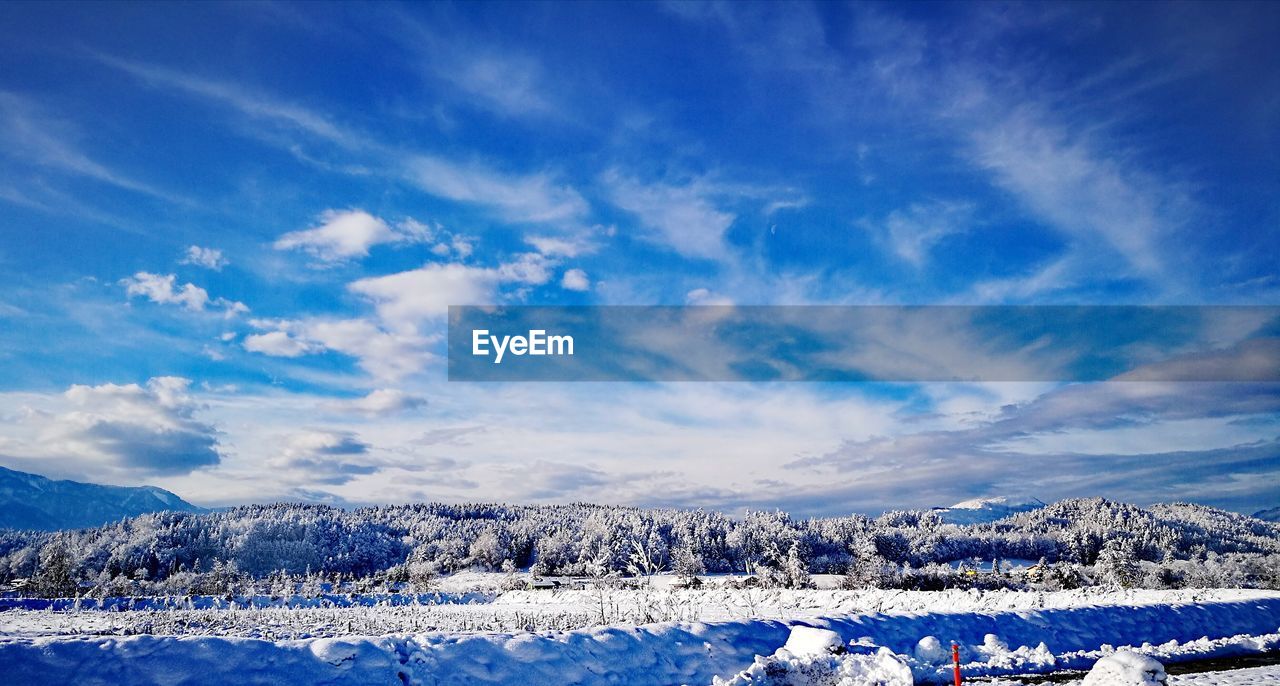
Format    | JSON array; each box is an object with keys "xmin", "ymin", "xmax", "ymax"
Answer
[{"xmin": 0, "ymin": 465, "xmax": 202, "ymax": 531}]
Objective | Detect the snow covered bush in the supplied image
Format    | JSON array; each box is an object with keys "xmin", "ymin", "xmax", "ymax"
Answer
[
  {"xmin": 1082, "ymin": 651, "xmax": 1167, "ymax": 685},
  {"xmin": 714, "ymin": 627, "xmax": 912, "ymax": 686}
]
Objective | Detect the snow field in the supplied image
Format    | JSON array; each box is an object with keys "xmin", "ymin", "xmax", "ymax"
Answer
[
  {"xmin": 3, "ymin": 596, "xmax": 1280, "ymax": 685},
  {"xmin": 491, "ymin": 586, "xmax": 1277, "ymax": 622}
]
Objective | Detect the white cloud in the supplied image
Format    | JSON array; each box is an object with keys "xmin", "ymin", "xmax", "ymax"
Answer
[
  {"xmin": 561, "ymin": 268, "xmax": 590, "ymax": 292},
  {"xmin": 180, "ymin": 245, "xmax": 228, "ymax": 270},
  {"xmin": 685, "ymin": 288, "xmax": 734, "ymax": 306},
  {"xmin": 439, "ymin": 52, "xmax": 560, "ymax": 119},
  {"xmin": 269, "ymin": 429, "xmax": 376, "ymax": 486},
  {"xmin": 274, "ymin": 209, "xmax": 403, "ymax": 263},
  {"xmin": 243, "ymin": 330, "xmax": 314, "ymax": 357},
  {"xmin": 349, "ymin": 263, "xmax": 501, "ymax": 324},
  {"xmin": 408, "ymin": 155, "xmax": 588, "ymax": 224},
  {"xmin": 390, "ymin": 12, "xmax": 565, "ymax": 120},
  {"xmin": 21, "ymin": 377, "xmax": 221, "ymax": 477},
  {"xmin": 245, "ymin": 317, "xmax": 434, "ymax": 381},
  {"xmin": 862, "ymin": 201, "xmax": 975, "ymax": 267},
  {"xmin": 121, "ymin": 271, "xmax": 248, "ymax": 316},
  {"xmin": 970, "ymin": 108, "xmax": 1187, "ymax": 282},
  {"xmin": 604, "ymin": 170, "xmax": 736, "ymax": 261},
  {"xmin": 122, "ymin": 272, "xmax": 209, "ymax": 311},
  {"xmin": 339, "ymin": 389, "xmax": 427, "ymax": 416},
  {"xmin": 526, "ymin": 234, "xmax": 596, "ymax": 257},
  {"xmin": 497, "ymin": 253, "xmax": 554, "ymax": 286}
]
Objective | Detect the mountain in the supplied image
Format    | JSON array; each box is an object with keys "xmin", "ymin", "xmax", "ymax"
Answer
[
  {"xmin": 931, "ymin": 495, "xmax": 1047, "ymax": 525},
  {"xmin": 1254, "ymin": 507, "xmax": 1280, "ymax": 522},
  {"xmin": 0, "ymin": 465, "xmax": 202, "ymax": 531}
]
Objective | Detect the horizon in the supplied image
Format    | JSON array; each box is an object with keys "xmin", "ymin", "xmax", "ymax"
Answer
[
  {"xmin": 1, "ymin": 1, "xmax": 1278, "ymax": 517},
  {"xmin": 0, "ymin": 462, "xmax": 1268, "ymax": 521}
]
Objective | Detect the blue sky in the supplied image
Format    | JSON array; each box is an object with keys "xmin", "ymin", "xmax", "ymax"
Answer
[{"xmin": 0, "ymin": 1, "xmax": 1277, "ymax": 515}]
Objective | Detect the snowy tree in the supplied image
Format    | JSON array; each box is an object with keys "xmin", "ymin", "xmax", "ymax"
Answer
[
  {"xmin": 783, "ymin": 542, "xmax": 813, "ymax": 589},
  {"xmin": 1095, "ymin": 539, "xmax": 1140, "ymax": 588},
  {"xmin": 31, "ymin": 544, "xmax": 78, "ymax": 598},
  {"xmin": 841, "ymin": 536, "xmax": 886, "ymax": 589},
  {"xmin": 672, "ymin": 541, "xmax": 706, "ymax": 581}
]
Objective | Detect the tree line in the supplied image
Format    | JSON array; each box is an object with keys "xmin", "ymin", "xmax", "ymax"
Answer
[{"xmin": 2, "ymin": 498, "xmax": 1278, "ymax": 597}]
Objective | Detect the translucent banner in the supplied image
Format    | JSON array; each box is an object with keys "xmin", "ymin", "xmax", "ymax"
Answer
[{"xmin": 447, "ymin": 306, "xmax": 1280, "ymax": 382}]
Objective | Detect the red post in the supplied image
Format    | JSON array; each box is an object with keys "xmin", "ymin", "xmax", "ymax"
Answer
[{"xmin": 951, "ymin": 642, "xmax": 962, "ymax": 686}]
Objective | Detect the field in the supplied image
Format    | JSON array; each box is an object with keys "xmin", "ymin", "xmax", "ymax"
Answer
[{"xmin": 3, "ymin": 575, "xmax": 1280, "ymax": 684}]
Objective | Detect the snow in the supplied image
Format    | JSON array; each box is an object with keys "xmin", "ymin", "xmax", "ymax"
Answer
[
  {"xmin": 2, "ymin": 594, "xmax": 1279, "ymax": 685},
  {"xmin": 784, "ymin": 627, "xmax": 846, "ymax": 657},
  {"xmin": 1172, "ymin": 666, "xmax": 1280, "ymax": 685},
  {"xmin": 1083, "ymin": 651, "xmax": 1168, "ymax": 685},
  {"xmin": 913, "ymin": 635, "xmax": 949, "ymax": 664},
  {"xmin": 931, "ymin": 495, "xmax": 1046, "ymax": 524},
  {"xmin": 715, "ymin": 646, "xmax": 913, "ymax": 685}
]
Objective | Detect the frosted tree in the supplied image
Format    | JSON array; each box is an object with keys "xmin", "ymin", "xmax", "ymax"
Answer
[
  {"xmin": 841, "ymin": 536, "xmax": 885, "ymax": 589},
  {"xmin": 672, "ymin": 541, "xmax": 705, "ymax": 582},
  {"xmin": 626, "ymin": 538, "xmax": 666, "ymax": 579},
  {"xmin": 1095, "ymin": 539, "xmax": 1140, "ymax": 588},
  {"xmin": 783, "ymin": 541, "xmax": 813, "ymax": 589},
  {"xmin": 31, "ymin": 544, "xmax": 78, "ymax": 598}
]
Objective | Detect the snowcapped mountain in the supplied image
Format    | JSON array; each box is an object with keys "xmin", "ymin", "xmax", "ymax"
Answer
[
  {"xmin": 0, "ymin": 465, "xmax": 201, "ymax": 531},
  {"xmin": 931, "ymin": 495, "xmax": 1047, "ymax": 525},
  {"xmin": 1254, "ymin": 507, "xmax": 1280, "ymax": 522}
]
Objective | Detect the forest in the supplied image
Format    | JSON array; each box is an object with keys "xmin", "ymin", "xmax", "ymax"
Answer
[{"xmin": 2, "ymin": 497, "xmax": 1279, "ymax": 598}]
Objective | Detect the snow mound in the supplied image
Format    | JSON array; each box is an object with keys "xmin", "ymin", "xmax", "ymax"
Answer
[
  {"xmin": 1083, "ymin": 650, "xmax": 1167, "ymax": 686},
  {"xmin": 785, "ymin": 627, "xmax": 846, "ymax": 657},
  {"xmin": 913, "ymin": 636, "xmax": 949, "ymax": 664},
  {"xmin": 714, "ymin": 644, "xmax": 912, "ymax": 686}
]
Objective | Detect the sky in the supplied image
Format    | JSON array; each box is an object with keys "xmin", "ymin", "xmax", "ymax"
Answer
[{"xmin": 0, "ymin": 1, "xmax": 1277, "ymax": 516}]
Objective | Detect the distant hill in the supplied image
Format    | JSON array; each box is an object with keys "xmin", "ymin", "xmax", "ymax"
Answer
[
  {"xmin": 1254, "ymin": 507, "xmax": 1280, "ymax": 522},
  {"xmin": 0, "ymin": 465, "xmax": 202, "ymax": 531},
  {"xmin": 931, "ymin": 495, "xmax": 1047, "ymax": 525}
]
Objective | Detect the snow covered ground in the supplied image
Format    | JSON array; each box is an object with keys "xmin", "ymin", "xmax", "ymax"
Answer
[
  {"xmin": 1, "ymin": 587, "xmax": 1279, "ymax": 684},
  {"xmin": 990, "ymin": 664, "xmax": 1280, "ymax": 685},
  {"xmin": 2, "ymin": 586, "xmax": 1272, "ymax": 638},
  {"xmin": 1172, "ymin": 665, "xmax": 1280, "ymax": 685}
]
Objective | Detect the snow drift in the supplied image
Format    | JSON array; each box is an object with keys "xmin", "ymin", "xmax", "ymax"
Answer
[{"xmin": 2, "ymin": 597, "xmax": 1278, "ymax": 685}]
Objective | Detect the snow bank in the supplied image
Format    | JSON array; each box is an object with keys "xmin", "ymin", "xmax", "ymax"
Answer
[
  {"xmin": 0, "ymin": 620, "xmax": 792, "ymax": 686},
  {"xmin": 714, "ymin": 647, "xmax": 912, "ymax": 686},
  {"xmin": 812, "ymin": 597, "xmax": 1280, "ymax": 682},
  {"xmin": 714, "ymin": 625, "xmax": 912, "ymax": 685},
  {"xmin": 2, "ymin": 597, "xmax": 1277, "ymax": 686},
  {"xmin": 1083, "ymin": 651, "xmax": 1167, "ymax": 685}
]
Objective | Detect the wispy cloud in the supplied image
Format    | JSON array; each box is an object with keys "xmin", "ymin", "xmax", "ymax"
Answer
[
  {"xmin": 408, "ymin": 155, "xmax": 589, "ymax": 224},
  {"xmin": 387, "ymin": 8, "xmax": 567, "ymax": 121},
  {"xmin": 860, "ymin": 200, "xmax": 975, "ymax": 268},
  {"xmin": 94, "ymin": 53, "xmax": 364, "ymax": 150},
  {"xmin": 603, "ymin": 170, "xmax": 737, "ymax": 261},
  {"xmin": 0, "ymin": 92, "xmax": 176, "ymax": 200}
]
